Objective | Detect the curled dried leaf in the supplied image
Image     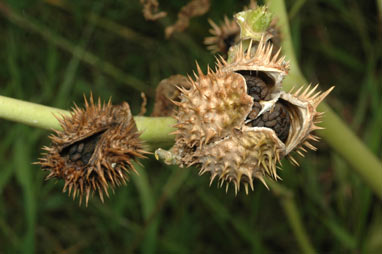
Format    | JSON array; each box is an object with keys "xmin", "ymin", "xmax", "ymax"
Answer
[
  {"xmin": 151, "ymin": 74, "xmax": 191, "ymax": 117},
  {"xmin": 140, "ymin": 0, "xmax": 167, "ymax": 21},
  {"xmin": 165, "ymin": 0, "xmax": 210, "ymax": 38}
]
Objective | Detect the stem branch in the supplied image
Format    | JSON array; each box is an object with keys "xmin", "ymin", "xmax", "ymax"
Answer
[
  {"xmin": 267, "ymin": 179, "xmax": 316, "ymax": 254},
  {"xmin": 0, "ymin": 95, "xmax": 175, "ymax": 144}
]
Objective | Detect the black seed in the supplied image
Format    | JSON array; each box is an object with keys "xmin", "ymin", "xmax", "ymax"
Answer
[
  {"xmin": 244, "ymin": 75, "xmax": 269, "ymax": 100},
  {"xmin": 71, "ymin": 153, "xmax": 81, "ymax": 161},
  {"xmin": 77, "ymin": 143, "xmax": 84, "ymax": 153},
  {"xmin": 69, "ymin": 145, "xmax": 77, "ymax": 155},
  {"xmin": 265, "ymin": 120, "xmax": 277, "ymax": 127},
  {"xmin": 252, "ymin": 94, "xmax": 261, "ymax": 101},
  {"xmin": 268, "ymin": 111, "xmax": 279, "ymax": 120},
  {"xmin": 248, "ymin": 111, "xmax": 258, "ymax": 119},
  {"xmin": 260, "ymin": 87, "xmax": 269, "ymax": 99},
  {"xmin": 82, "ymin": 153, "xmax": 92, "ymax": 165}
]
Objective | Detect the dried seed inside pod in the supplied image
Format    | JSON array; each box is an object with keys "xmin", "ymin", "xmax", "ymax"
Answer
[
  {"xmin": 239, "ymin": 71, "xmax": 274, "ymax": 119},
  {"xmin": 61, "ymin": 130, "xmax": 104, "ymax": 166},
  {"xmin": 37, "ymin": 95, "xmax": 148, "ymax": 206},
  {"xmin": 248, "ymin": 101, "xmax": 291, "ymax": 143}
]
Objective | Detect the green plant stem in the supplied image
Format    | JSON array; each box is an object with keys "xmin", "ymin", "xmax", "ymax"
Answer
[
  {"xmin": 266, "ymin": 179, "xmax": 316, "ymax": 254},
  {"xmin": 131, "ymin": 165, "xmax": 158, "ymax": 254},
  {"xmin": 0, "ymin": 95, "xmax": 175, "ymax": 144},
  {"xmin": 267, "ymin": 0, "xmax": 382, "ymax": 198},
  {"xmin": 0, "ymin": 95, "xmax": 68, "ymax": 130}
]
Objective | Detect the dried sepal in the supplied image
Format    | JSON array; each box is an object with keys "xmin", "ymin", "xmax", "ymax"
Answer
[{"xmin": 37, "ymin": 95, "xmax": 148, "ymax": 206}]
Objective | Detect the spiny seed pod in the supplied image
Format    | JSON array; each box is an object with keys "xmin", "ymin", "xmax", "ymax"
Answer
[
  {"xmin": 151, "ymin": 74, "xmax": 191, "ymax": 117},
  {"xmin": 37, "ymin": 95, "xmax": 147, "ymax": 206},
  {"xmin": 156, "ymin": 38, "xmax": 334, "ymax": 194},
  {"xmin": 204, "ymin": 16, "xmax": 240, "ymax": 54}
]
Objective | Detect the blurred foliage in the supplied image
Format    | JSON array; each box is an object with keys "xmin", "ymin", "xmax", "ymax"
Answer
[{"xmin": 0, "ymin": 0, "xmax": 381, "ymax": 253}]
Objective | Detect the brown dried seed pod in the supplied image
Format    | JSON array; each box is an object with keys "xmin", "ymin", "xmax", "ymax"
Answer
[
  {"xmin": 156, "ymin": 37, "xmax": 334, "ymax": 194},
  {"xmin": 37, "ymin": 95, "xmax": 148, "ymax": 206},
  {"xmin": 151, "ymin": 75, "xmax": 191, "ymax": 117}
]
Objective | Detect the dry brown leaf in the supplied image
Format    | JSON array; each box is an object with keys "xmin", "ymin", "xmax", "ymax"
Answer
[{"xmin": 151, "ymin": 75, "xmax": 191, "ymax": 117}]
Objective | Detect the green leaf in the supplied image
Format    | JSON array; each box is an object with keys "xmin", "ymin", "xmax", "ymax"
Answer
[{"xmin": 234, "ymin": 6, "xmax": 272, "ymax": 41}]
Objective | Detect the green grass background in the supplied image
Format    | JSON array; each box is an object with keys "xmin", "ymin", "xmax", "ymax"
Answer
[{"xmin": 0, "ymin": 0, "xmax": 381, "ymax": 253}]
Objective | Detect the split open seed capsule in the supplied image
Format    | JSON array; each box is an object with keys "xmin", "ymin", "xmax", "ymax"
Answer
[
  {"xmin": 156, "ymin": 38, "xmax": 334, "ymax": 194},
  {"xmin": 37, "ymin": 95, "xmax": 147, "ymax": 206}
]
